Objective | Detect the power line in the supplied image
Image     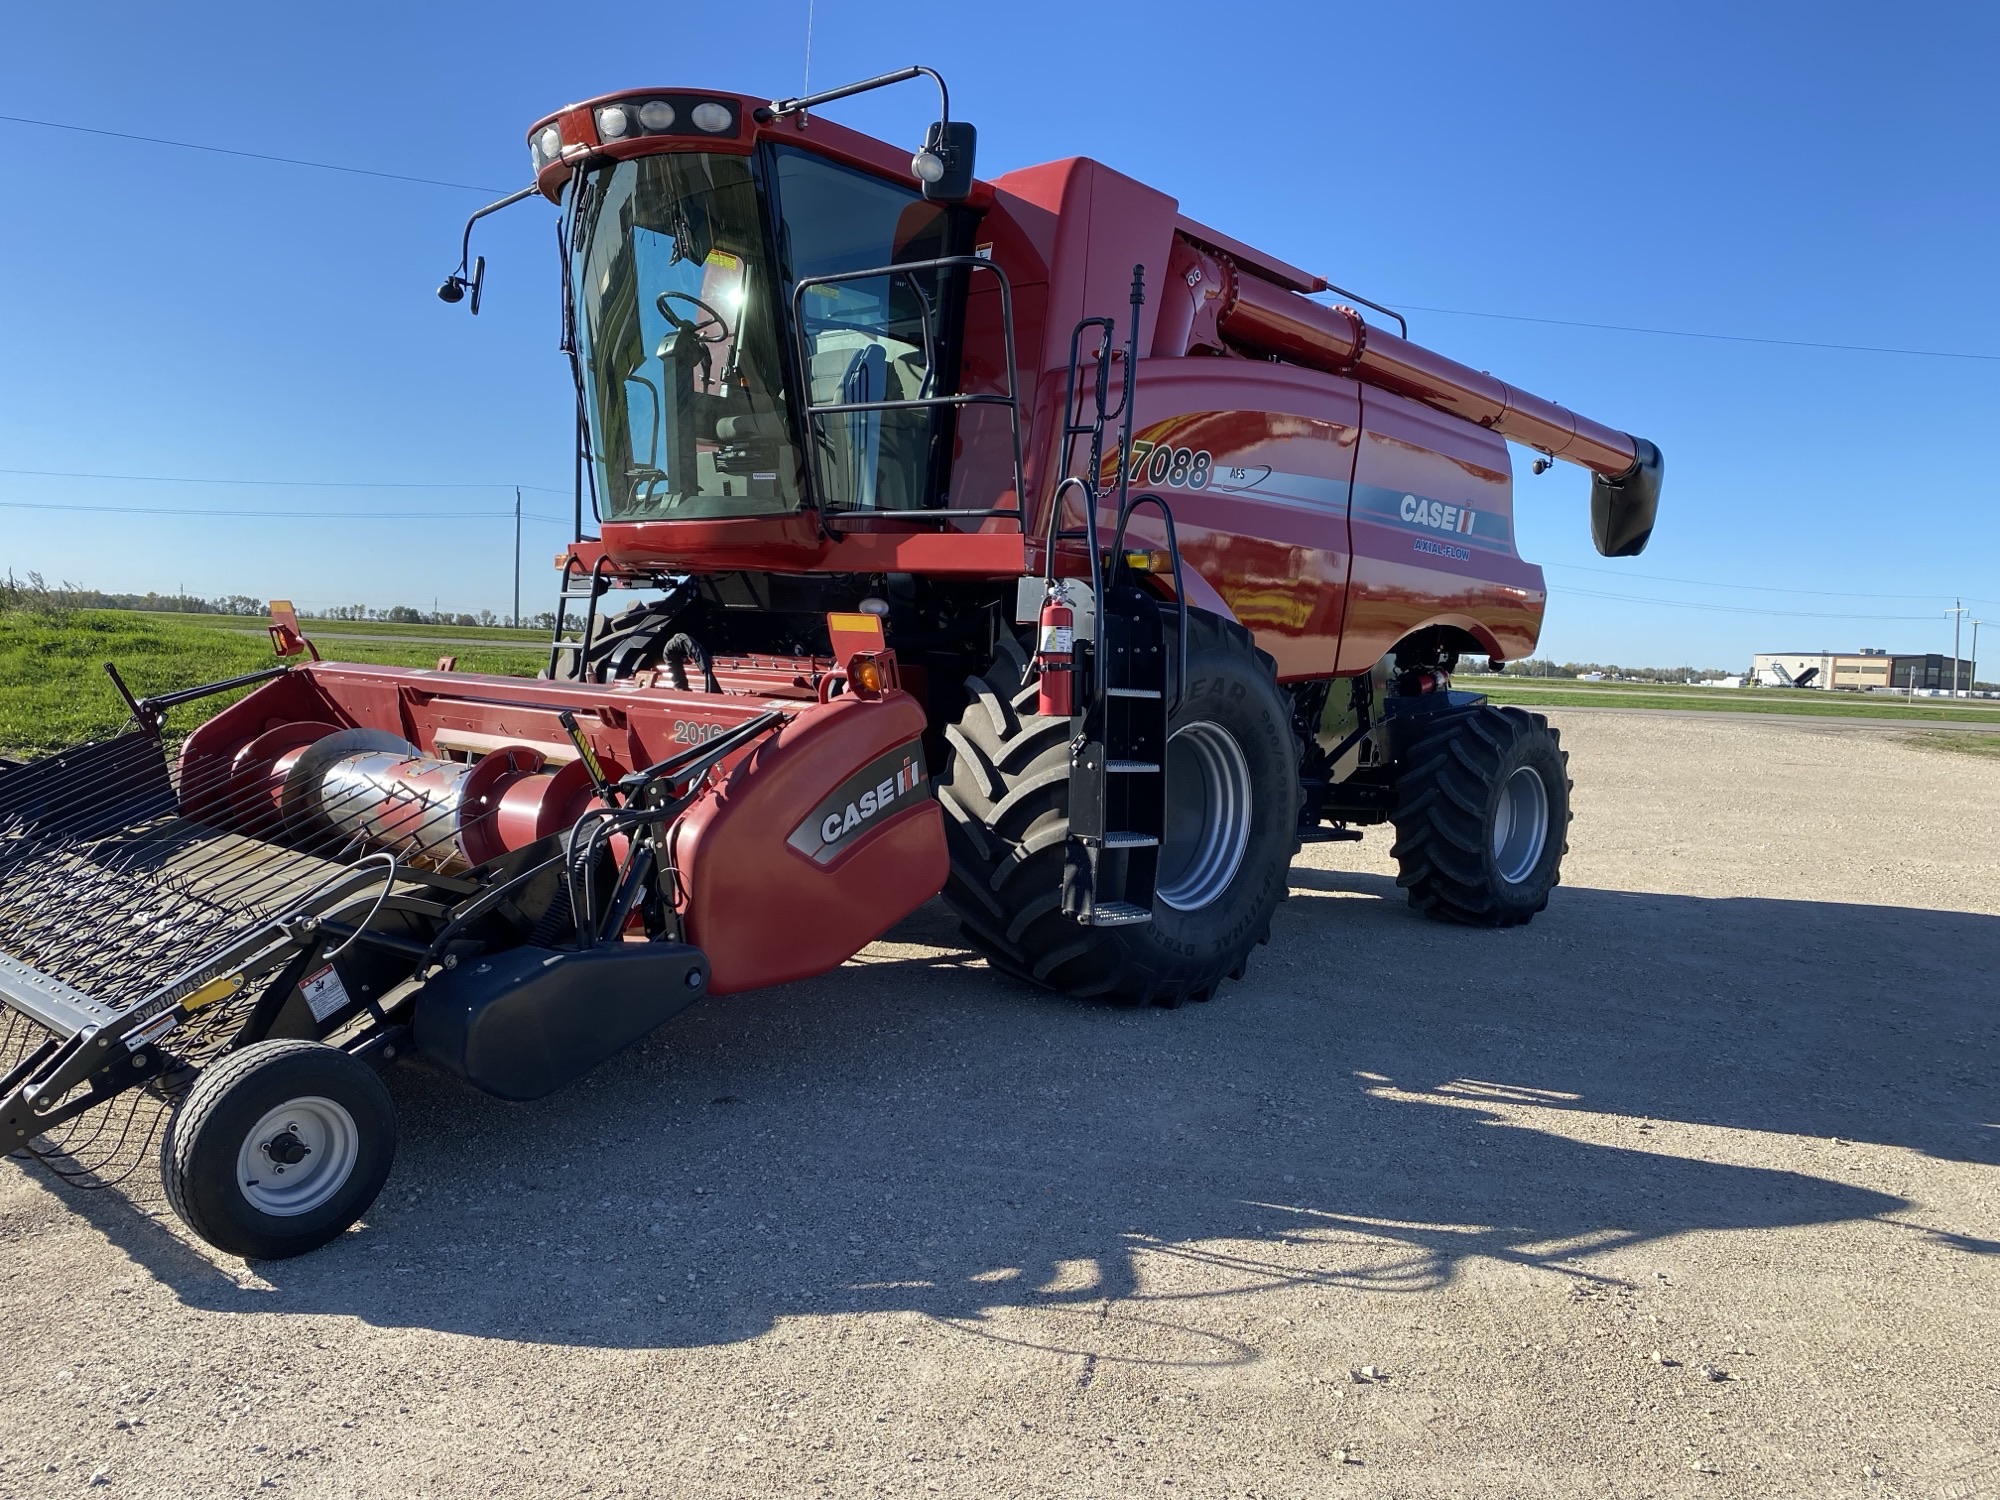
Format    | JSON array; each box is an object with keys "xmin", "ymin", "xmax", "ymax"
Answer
[
  {"xmin": 0, "ymin": 498, "xmax": 569, "ymax": 523},
  {"xmin": 0, "ymin": 466, "xmax": 567, "ymax": 494},
  {"xmin": 0, "ymin": 113, "xmax": 508, "ymax": 194},
  {"xmin": 1551, "ymin": 585, "xmax": 1938, "ymax": 621},
  {"xmin": 1388, "ymin": 302, "xmax": 2000, "ymax": 363},
  {"xmin": 8, "ymin": 110, "xmax": 1991, "ymax": 369},
  {"xmin": 1545, "ymin": 561, "xmax": 1996, "ymax": 606}
]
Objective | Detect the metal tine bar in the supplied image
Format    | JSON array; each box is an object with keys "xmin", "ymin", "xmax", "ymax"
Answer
[
  {"xmin": 0, "ymin": 731, "xmax": 558, "ymax": 1004},
  {"xmin": 0, "ymin": 773, "xmax": 412, "ymax": 992},
  {"xmin": 27, "ymin": 1091, "xmax": 165, "ymax": 1188},
  {"xmin": 0, "ymin": 770, "xmax": 382, "ymax": 930},
  {"xmin": 79, "ymin": 746, "xmax": 423, "ymax": 887},
  {"xmin": 0, "ymin": 730, "xmax": 490, "ymax": 887}
]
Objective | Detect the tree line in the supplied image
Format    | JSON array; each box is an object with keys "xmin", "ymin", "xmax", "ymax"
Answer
[
  {"xmin": 1468, "ymin": 658, "xmax": 1734, "ymax": 682},
  {"xmin": 1, "ymin": 572, "xmax": 553, "ymax": 629}
]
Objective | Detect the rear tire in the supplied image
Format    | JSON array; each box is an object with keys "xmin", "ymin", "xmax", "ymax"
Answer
[
  {"xmin": 941, "ymin": 611, "xmax": 1300, "ymax": 1005},
  {"xmin": 1389, "ymin": 705, "xmax": 1570, "ymax": 925},
  {"xmin": 161, "ymin": 1039, "xmax": 396, "ymax": 1260}
]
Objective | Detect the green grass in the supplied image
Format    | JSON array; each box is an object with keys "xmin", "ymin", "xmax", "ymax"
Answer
[
  {"xmin": 1899, "ymin": 730, "xmax": 2000, "ymax": 758},
  {"xmin": 10, "ymin": 609, "xmax": 1996, "ymax": 757},
  {"xmin": 1469, "ymin": 675, "xmax": 2000, "ymax": 725},
  {"xmin": 143, "ymin": 612, "xmax": 549, "ymax": 644},
  {"xmin": 0, "ymin": 609, "xmax": 543, "ymax": 756}
]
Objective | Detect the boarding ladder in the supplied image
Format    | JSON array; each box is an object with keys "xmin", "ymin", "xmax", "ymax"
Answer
[{"xmin": 1047, "ymin": 272, "xmax": 1188, "ymax": 928}]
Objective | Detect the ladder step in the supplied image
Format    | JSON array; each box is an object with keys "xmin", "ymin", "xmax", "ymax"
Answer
[
  {"xmin": 1100, "ymin": 831, "xmax": 1158, "ymax": 849},
  {"xmin": 1105, "ymin": 687, "xmax": 1162, "ymax": 699},
  {"xmin": 1088, "ymin": 901, "xmax": 1153, "ymax": 928},
  {"xmin": 1105, "ymin": 760, "xmax": 1160, "ymax": 774}
]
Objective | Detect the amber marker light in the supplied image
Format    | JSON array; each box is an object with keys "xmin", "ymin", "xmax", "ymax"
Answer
[{"xmin": 848, "ymin": 655, "xmax": 887, "ymax": 696}]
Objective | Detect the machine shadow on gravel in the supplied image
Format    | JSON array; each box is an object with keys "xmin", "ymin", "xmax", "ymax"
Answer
[
  {"xmin": 21, "ymin": 882, "xmax": 1992, "ymax": 1352},
  {"xmin": 1282, "ymin": 868, "xmax": 2000, "ymax": 1172}
]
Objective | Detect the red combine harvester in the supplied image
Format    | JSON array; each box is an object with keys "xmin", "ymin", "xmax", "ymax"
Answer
[{"xmin": 0, "ymin": 69, "xmax": 1662, "ymax": 1258}]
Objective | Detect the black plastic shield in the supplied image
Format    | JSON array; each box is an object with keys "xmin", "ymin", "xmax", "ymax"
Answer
[
  {"xmin": 413, "ymin": 942, "xmax": 709, "ymax": 1101},
  {"xmin": 1589, "ymin": 437, "xmax": 1664, "ymax": 558}
]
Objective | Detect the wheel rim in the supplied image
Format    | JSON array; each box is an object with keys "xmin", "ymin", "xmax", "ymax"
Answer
[
  {"xmin": 1491, "ymin": 764, "xmax": 1550, "ymax": 886},
  {"xmin": 235, "ymin": 1096, "xmax": 360, "ymax": 1217},
  {"xmin": 1157, "ymin": 720, "xmax": 1254, "ymax": 912}
]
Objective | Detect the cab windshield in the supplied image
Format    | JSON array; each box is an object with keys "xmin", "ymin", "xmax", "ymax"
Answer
[
  {"xmin": 569, "ymin": 148, "xmax": 959, "ymax": 523},
  {"xmin": 571, "ymin": 153, "xmax": 796, "ymax": 520}
]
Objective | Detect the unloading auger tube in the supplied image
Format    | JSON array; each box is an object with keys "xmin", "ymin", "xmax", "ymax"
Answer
[{"xmin": 1174, "ymin": 244, "xmax": 1664, "ymax": 558}]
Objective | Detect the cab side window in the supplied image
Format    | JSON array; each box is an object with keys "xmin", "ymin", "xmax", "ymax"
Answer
[{"xmin": 775, "ymin": 150, "xmax": 953, "ymax": 512}]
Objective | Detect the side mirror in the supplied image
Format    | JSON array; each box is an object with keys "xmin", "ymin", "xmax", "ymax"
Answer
[{"xmin": 911, "ymin": 120, "xmax": 977, "ymax": 202}]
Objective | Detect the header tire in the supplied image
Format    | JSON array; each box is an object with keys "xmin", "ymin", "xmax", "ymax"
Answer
[{"xmin": 161, "ymin": 1039, "xmax": 396, "ymax": 1261}]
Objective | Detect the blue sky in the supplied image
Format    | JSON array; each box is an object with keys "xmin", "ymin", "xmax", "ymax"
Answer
[{"xmin": 1, "ymin": 0, "xmax": 1995, "ymax": 667}]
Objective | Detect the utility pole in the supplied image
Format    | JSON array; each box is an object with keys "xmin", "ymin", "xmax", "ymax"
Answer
[
  {"xmin": 1972, "ymin": 618, "xmax": 1985, "ymax": 697},
  {"xmin": 513, "ymin": 487, "xmax": 522, "ymax": 630},
  {"xmin": 1948, "ymin": 600, "xmax": 1968, "ymax": 697}
]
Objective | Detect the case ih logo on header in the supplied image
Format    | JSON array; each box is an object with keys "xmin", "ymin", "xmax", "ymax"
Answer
[
  {"xmin": 786, "ymin": 741, "xmax": 930, "ymax": 866},
  {"xmin": 1400, "ymin": 493, "xmax": 1478, "ymax": 536}
]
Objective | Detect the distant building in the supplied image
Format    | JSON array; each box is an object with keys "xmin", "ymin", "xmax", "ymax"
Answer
[
  {"xmin": 1886, "ymin": 654, "xmax": 1979, "ymax": 692},
  {"xmin": 1753, "ymin": 649, "xmax": 1975, "ymax": 691}
]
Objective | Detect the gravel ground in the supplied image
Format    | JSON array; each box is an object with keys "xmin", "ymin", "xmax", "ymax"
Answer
[{"xmin": 2, "ymin": 711, "xmax": 1995, "ymax": 1499}]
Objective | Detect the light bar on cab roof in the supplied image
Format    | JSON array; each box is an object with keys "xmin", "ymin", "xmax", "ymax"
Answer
[
  {"xmin": 530, "ymin": 123, "xmax": 563, "ymax": 173},
  {"xmin": 528, "ymin": 95, "xmax": 744, "ymax": 177}
]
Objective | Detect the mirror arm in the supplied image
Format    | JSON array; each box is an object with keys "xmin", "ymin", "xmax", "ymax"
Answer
[
  {"xmin": 438, "ymin": 182, "xmax": 546, "ymax": 313},
  {"xmin": 761, "ymin": 65, "xmax": 950, "ymax": 138}
]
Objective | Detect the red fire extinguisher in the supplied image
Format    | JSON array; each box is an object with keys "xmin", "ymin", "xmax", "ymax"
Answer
[{"xmin": 1036, "ymin": 584, "xmax": 1077, "ymax": 718}]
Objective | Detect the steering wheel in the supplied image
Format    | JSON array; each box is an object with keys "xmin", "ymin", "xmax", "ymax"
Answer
[{"xmin": 656, "ymin": 290, "xmax": 730, "ymax": 344}]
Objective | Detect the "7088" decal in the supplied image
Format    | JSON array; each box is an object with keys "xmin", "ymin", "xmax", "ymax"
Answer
[{"xmin": 1125, "ymin": 440, "xmax": 1213, "ymax": 490}]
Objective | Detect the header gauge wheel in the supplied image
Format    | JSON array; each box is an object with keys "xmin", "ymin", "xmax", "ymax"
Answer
[{"xmin": 161, "ymin": 1039, "xmax": 397, "ymax": 1260}]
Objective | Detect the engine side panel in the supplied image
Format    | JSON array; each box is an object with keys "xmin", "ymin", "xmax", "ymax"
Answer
[
  {"xmin": 1088, "ymin": 361, "xmax": 1360, "ymax": 681},
  {"xmin": 1081, "ymin": 363, "xmax": 1547, "ymax": 679},
  {"xmin": 1338, "ymin": 386, "xmax": 1547, "ymax": 671}
]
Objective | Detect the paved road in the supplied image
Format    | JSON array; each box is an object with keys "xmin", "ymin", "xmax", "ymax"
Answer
[
  {"xmin": 2, "ymin": 713, "xmax": 1995, "ymax": 1498},
  {"xmin": 1488, "ymin": 703, "xmax": 2000, "ymax": 733}
]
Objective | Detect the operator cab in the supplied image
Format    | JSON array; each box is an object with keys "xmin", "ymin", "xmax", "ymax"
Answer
[{"xmin": 569, "ymin": 146, "xmax": 963, "ymax": 525}]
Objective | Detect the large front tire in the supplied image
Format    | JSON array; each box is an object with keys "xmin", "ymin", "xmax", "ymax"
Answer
[
  {"xmin": 1389, "ymin": 705, "xmax": 1571, "ymax": 925},
  {"xmin": 941, "ymin": 612, "xmax": 1300, "ymax": 1005}
]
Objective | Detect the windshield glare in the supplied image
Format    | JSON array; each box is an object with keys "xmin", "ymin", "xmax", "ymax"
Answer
[{"xmin": 571, "ymin": 154, "xmax": 798, "ymax": 521}]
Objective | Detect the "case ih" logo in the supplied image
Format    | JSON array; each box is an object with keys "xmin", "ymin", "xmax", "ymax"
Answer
[
  {"xmin": 786, "ymin": 741, "xmax": 930, "ymax": 866},
  {"xmin": 1400, "ymin": 493, "xmax": 1478, "ymax": 536}
]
